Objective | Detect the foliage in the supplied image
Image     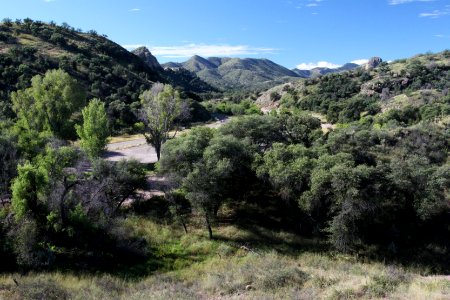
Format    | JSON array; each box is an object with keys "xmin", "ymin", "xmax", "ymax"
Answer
[
  {"xmin": 0, "ymin": 19, "xmax": 217, "ymax": 133},
  {"xmin": 76, "ymin": 98, "xmax": 109, "ymax": 158},
  {"xmin": 0, "ymin": 131, "xmax": 17, "ymax": 202},
  {"xmin": 11, "ymin": 69, "xmax": 86, "ymax": 140},
  {"xmin": 139, "ymin": 83, "xmax": 188, "ymax": 160},
  {"xmin": 161, "ymin": 110, "xmax": 449, "ymax": 252},
  {"xmin": 7, "ymin": 141, "xmax": 147, "ymax": 269},
  {"xmin": 160, "ymin": 128, "xmax": 255, "ymax": 238}
]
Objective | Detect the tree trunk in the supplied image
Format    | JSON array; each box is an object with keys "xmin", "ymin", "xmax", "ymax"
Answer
[
  {"xmin": 181, "ymin": 219, "xmax": 188, "ymax": 234},
  {"xmin": 155, "ymin": 143, "xmax": 161, "ymax": 161},
  {"xmin": 205, "ymin": 213, "xmax": 213, "ymax": 240}
]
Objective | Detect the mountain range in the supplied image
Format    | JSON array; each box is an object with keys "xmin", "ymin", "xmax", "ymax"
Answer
[
  {"xmin": 161, "ymin": 55, "xmax": 298, "ymax": 91},
  {"xmin": 0, "ymin": 19, "xmax": 375, "ymax": 100},
  {"xmin": 161, "ymin": 55, "xmax": 363, "ymax": 91}
]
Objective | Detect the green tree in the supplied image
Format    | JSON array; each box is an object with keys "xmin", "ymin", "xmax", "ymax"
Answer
[
  {"xmin": 184, "ymin": 135, "xmax": 254, "ymax": 239},
  {"xmin": 11, "ymin": 69, "xmax": 86, "ymax": 140},
  {"xmin": 140, "ymin": 83, "xmax": 187, "ymax": 160},
  {"xmin": 11, "ymin": 162, "xmax": 48, "ymax": 221},
  {"xmin": 76, "ymin": 98, "xmax": 109, "ymax": 158}
]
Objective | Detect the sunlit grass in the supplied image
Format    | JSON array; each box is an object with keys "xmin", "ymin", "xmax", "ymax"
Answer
[{"xmin": 1, "ymin": 217, "xmax": 449, "ymax": 299}]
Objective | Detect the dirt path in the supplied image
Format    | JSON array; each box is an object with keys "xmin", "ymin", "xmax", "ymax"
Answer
[{"xmin": 105, "ymin": 115, "xmax": 231, "ymax": 164}]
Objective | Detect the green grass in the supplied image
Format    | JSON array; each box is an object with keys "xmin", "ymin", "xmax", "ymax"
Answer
[{"xmin": 1, "ymin": 217, "xmax": 449, "ymax": 299}]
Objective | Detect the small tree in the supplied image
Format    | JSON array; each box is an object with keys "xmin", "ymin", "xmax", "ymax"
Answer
[
  {"xmin": 76, "ymin": 98, "xmax": 109, "ymax": 158},
  {"xmin": 140, "ymin": 83, "xmax": 188, "ymax": 160}
]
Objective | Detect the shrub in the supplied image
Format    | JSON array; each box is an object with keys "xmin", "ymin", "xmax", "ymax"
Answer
[
  {"xmin": 202, "ymin": 252, "xmax": 308, "ymax": 294},
  {"xmin": 17, "ymin": 280, "xmax": 68, "ymax": 300}
]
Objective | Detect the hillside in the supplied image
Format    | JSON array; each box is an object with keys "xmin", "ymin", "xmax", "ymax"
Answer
[
  {"xmin": 162, "ymin": 56, "xmax": 300, "ymax": 91},
  {"xmin": 257, "ymin": 50, "xmax": 450, "ymax": 126},
  {"xmin": 0, "ymin": 20, "xmax": 215, "ymax": 131}
]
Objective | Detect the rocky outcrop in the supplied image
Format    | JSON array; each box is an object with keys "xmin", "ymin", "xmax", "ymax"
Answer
[
  {"xmin": 366, "ymin": 57, "xmax": 383, "ymax": 70},
  {"xmin": 132, "ymin": 47, "xmax": 162, "ymax": 70}
]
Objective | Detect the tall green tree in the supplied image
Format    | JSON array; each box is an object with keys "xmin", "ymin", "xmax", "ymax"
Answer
[
  {"xmin": 140, "ymin": 83, "xmax": 187, "ymax": 160},
  {"xmin": 11, "ymin": 69, "xmax": 85, "ymax": 141},
  {"xmin": 76, "ymin": 98, "xmax": 109, "ymax": 158}
]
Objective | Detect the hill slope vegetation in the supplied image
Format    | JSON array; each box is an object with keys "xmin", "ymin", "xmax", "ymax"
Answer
[
  {"xmin": 163, "ymin": 55, "xmax": 300, "ymax": 91},
  {"xmin": 0, "ymin": 19, "xmax": 215, "ymax": 131}
]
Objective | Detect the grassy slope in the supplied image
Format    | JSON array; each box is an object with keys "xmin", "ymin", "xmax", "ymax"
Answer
[{"xmin": 1, "ymin": 216, "xmax": 449, "ymax": 299}]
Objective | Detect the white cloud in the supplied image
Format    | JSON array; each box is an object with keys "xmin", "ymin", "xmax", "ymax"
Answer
[
  {"xmin": 296, "ymin": 61, "xmax": 342, "ymax": 70},
  {"xmin": 123, "ymin": 44, "xmax": 278, "ymax": 58},
  {"xmin": 351, "ymin": 59, "xmax": 369, "ymax": 65},
  {"xmin": 306, "ymin": 3, "xmax": 319, "ymax": 7},
  {"xmin": 129, "ymin": 8, "xmax": 141, "ymax": 12},
  {"xmin": 388, "ymin": 0, "xmax": 434, "ymax": 5},
  {"xmin": 419, "ymin": 7, "xmax": 450, "ymax": 18},
  {"xmin": 43, "ymin": 0, "xmax": 56, "ymax": 2}
]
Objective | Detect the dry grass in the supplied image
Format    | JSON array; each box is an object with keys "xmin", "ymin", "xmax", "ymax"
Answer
[
  {"xmin": 108, "ymin": 134, "xmax": 142, "ymax": 144},
  {"xmin": 1, "ymin": 220, "xmax": 449, "ymax": 299}
]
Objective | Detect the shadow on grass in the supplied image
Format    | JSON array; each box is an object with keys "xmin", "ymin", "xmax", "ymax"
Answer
[{"xmin": 214, "ymin": 194, "xmax": 450, "ymax": 274}]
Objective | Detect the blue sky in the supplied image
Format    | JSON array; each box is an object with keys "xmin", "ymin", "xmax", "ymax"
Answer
[{"xmin": 1, "ymin": 0, "xmax": 450, "ymax": 69}]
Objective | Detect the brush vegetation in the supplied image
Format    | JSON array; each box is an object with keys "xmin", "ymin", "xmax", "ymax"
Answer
[{"xmin": 0, "ymin": 19, "xmax": 449, "ymax": 299}]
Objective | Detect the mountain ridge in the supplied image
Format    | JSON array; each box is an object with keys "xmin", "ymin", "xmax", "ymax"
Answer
[{"xmin": 162, "ymin": 55, "xmax": 299, "ymax": 91}]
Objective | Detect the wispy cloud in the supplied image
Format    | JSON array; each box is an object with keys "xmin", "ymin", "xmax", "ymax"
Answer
[
  {"xmin": 351, "ymin": 59, "xmax": 369, "ymax": 65},
  {"xmin": 123, "ymin": 44, "xmax": 278, "ymax": 58},
  {"xmin": 388, "ymin": 0, "xmax": 434, "ymax": 5},
  {"xmin": 419, "ymin": 6, "xmax": 450, "ymax": 18},
  {"xmin": 433, "ymin": 34, "xmax": 450, "ymax": 38},
  {"xmin": 43, "ymin": 0, "xmax": 56, "ymax": 2},
  {"xmin": 296, "ymin": 0, "xmax": 323, "ymax": 9},
  {"xmin": 129, "ymin": 8, "xmax": 141, "ymax": 12},
  {"xmin": 296, "ymin": 61, "xmax": 341, "ymax": 70}
]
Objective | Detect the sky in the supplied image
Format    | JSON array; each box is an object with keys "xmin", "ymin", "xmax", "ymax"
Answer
[{"xmin": 1, "ymin": 0, "xmax": 450, "ymax": 69}]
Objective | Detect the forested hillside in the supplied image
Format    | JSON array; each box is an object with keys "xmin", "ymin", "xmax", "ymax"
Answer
[{"xmin": 0, "ymin": 19, "xmax": 214, "ymax": 132}]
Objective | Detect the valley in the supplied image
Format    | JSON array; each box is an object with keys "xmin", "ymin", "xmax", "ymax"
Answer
[{"xmin": 0, "ymin": 13, "xmax": 449, "ymax": 300}]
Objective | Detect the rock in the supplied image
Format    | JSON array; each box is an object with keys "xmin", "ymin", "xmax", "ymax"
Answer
[
  {"xmin": 132, "ymin": 47, "xmax": 162, "ymax": 70},
  {"xmin": 245, "ymin": 284, "xmax": 254, "ymax": 291},
  {"xmin": 367, "ymin": 57, "xmax": 383, "ymax": 69}
]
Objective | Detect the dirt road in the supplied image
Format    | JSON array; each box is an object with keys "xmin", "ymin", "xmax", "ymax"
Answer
[
  {"xmin": 105, "ymin": 140, "xmax": 157, "ymax": 163},
  {"xmin": 105, "ymin": 116, "xmax": 230, "ymax": 164}
]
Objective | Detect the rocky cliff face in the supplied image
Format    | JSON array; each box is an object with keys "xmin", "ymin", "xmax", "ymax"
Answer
[
  {"xmin": 132, "ymin": 47, "xmax": 162, "ymax": 70},
  {"xmin": 366, "ymin": 57, "xmax": 383, "ymax": 70}
]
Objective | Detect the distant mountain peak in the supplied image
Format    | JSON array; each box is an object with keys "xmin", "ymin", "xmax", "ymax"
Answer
[{"xmin": 132, "ymin": 47, "xmax": 161, "ymax": 70}]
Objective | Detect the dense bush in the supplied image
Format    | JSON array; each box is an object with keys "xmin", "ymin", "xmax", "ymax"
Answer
[{"xmin": 161, "ymin": 112, "xmax": 450, "ymax": 254}]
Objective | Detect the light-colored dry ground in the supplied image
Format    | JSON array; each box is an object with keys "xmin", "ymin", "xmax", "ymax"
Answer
[{"xmin": 105, "ymin": 117, "xmax": 231, "ymax": 164}]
